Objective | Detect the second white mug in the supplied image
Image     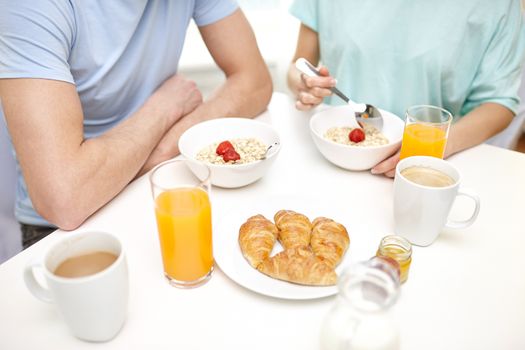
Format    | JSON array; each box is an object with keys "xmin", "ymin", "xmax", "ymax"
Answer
[{"xmin": 393, "ymin": 156, "xmax": 480, "ymax": 246}]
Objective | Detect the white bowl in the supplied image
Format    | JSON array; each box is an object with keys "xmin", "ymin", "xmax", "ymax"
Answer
[
  {"xmin": 310, "ymin": 105, "xmax": 404, "ymax": 170},
  {"xmin": 178, "ymin": 118, "xmax": 281, "ymax": 188}
]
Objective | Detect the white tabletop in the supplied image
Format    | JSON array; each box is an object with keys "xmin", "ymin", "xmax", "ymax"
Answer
[{"xmin": 1, "ymin": 92, "xmax": 525, "ymax": 350}]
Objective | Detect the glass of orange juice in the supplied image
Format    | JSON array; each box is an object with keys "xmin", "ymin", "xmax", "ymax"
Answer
[
  {"xmin": 399, "ymin": 105, "xmax": 453, "ymax": 160},
  {"xmin": 149, "ymin": 159, "xmax": 213, "ymax": 288}
]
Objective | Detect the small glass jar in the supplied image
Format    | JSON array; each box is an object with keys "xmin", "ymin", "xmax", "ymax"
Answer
[
  {"xmin": 376, "ymin": 235, "xmax": 412, "ymax": 284},
  {"xmin": 320, "ymin": 259, "xmax": 401, "ymax": 350}
]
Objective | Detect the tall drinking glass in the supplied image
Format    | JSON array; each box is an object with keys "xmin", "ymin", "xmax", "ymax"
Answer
[
  {"xmin": 399, "ymin": 105, "xmax": 453, "ymax": 160},
  {"xmin": 149, "ymin": 159, "xmax": 213, "ymax": 288}
]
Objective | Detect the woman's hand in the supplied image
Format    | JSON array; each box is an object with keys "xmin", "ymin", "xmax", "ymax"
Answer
[
  {"xmin": 294, "ymin": 66, "xmax": 337, "ymax": 111},
  {"xmin": 371, "ymin": 150, "xmax": 401, "ymax": 178}
]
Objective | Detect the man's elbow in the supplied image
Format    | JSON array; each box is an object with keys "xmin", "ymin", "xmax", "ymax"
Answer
[
  {"xmin": 259, "ymin": 73, "xmax": 273, "ymax": 108},
  {"xmin": 33, "ymin": 194, "xmax": 88, "ymax": 231},
  {"xmin": 251, "ymin": 66, "xmax": 273, "ymax": 116}
]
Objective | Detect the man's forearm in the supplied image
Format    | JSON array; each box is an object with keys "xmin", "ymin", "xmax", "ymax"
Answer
[
  {"xmin": 32, "ymin": 97, "xmax": 177, "ymax": 230},
  {"xmin": 1, "ymin": 76, "xmax": 199, "ymax": 230},
  {"xmin": 445, "ymin": 102, "xmax": 514, "ymax": 157}
]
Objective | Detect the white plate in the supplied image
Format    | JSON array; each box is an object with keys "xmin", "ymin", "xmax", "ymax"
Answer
[{"xmin": 214, "ymin": 195, "xmax": 374, "ymax": 300}]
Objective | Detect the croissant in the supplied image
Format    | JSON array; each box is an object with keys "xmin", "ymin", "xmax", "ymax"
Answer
[
  {"xmin": 274, "ymin": 210, "xmax": 312, "ymax": 249},
  {"xmin": 311, "ymin": 217, "xmax": 350, "ymax": 268},
  {"xmin": 238, "ymin": 215, "xmax": 279, "ymax": 268},
  {"xmin": 257, "ymin": 246, "xmax": 336, "ymax": 286}
]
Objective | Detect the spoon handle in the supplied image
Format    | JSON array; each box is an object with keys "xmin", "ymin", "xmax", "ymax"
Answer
[
  {"xmin": 295, "ymin": 58, "xmax": 364, "ymax": 111},
  {"xmin": 330, "ymin": 87, "xmax": 350, "ymax": 103}
]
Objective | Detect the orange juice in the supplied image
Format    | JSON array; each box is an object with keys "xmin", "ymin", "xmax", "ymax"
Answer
[
  {"xmin": 399, "ymin": 123, "xmax": 447, "ymax": 159},
  {"xmin": 154, "ymin": 187, "xmax": 213, "ymax": 282}
]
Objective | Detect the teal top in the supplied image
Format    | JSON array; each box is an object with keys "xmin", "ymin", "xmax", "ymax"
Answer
[{"xmin": 290, "ymin": 0, "xmax": 525, "ymax": 119}]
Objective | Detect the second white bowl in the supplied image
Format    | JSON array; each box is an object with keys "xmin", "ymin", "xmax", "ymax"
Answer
[{"xmin": 310, "ymin": 105, "xmax": 404, "ymax": 171}]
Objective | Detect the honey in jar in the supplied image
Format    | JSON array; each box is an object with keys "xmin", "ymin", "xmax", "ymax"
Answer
[{"xmin": 376, "ymin": 235, "xmax": 412, "ymax": 283}]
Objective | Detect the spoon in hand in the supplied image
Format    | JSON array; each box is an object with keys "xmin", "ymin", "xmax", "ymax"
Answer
[{"xmin": 295, "ymin": 58, "xmax": 384, "ymax": 131}]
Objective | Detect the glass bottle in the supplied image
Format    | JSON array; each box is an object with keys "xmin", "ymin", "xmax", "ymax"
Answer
[
  {"xmin": 320, "ymin": 259, "xmax": 401, "ymax": 350},
  {"xmin": 376, "ymin": 235, "xmax": 412, "ymax": 284}
]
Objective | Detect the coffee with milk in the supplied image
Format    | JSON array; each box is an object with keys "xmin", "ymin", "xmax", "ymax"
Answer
[
  {"xmin": 400, "ymin": 166, "xmax": 455, "ymax": 187},
  {"xmin": 54, "ymin": 251, "xmax": 118, "ymax": 278}
]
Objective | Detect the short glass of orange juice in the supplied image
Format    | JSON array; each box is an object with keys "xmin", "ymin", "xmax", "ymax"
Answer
[
  {"xmin": 149, "ymin": 159, "xmax": 213, "ymax": 288},
  {"xmin": 399, "ymin": 105, "xmax": 453, "ymax": 160}
]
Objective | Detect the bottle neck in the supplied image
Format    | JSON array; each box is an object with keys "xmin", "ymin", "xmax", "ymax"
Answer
[{"xmin": 338, "ymin": 261, "xmax": 400, "ymax": 314}]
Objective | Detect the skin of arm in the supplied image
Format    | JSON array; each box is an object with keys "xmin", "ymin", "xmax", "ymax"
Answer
[
  {"xmin": 371, "ymin": 103, "xmax": 514, "ymax": 177},
  {"xmin": 0, "ymin": 74, "xmax": 202, "ymax": 230},
  {"xmin": 139, "ymin": 9, "xmax": 273, "ymax": 174},
  {"xmin": 287, "ymin": 23, "xmax": 336, "ymax": 111}
]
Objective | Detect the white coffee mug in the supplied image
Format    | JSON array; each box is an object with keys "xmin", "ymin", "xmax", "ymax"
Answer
[
  {"xmin": 24, "ymin": 231, "xmax": 128, "ymax": 342},
  {"xmin": 394, "ymin": 156, "xmax": 480, "ymax": 246}
]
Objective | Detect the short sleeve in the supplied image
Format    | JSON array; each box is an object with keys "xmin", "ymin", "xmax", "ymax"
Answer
[
  {"xmin": 289, "ymin": 0, "xmax": 319, "ymax": 32},
  {"xmin": 0, "ymin": 0, "xmax": 75, "ymax": 83},
  {"xmin": 461, "ymin": 1, "xmax": 525, "ymax": 115},
  {"xmin": 193, "ymin": 0, "xmax": 238, "ymax": 27}
]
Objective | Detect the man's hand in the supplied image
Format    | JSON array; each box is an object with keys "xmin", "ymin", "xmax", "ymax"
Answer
[
  {"xmin": 138, "ymin": 9, "xmax": 272, "ymax": 176},
  {"xmin": 146, "ymin": 74, "xmax": 203, "ymax": 125}
]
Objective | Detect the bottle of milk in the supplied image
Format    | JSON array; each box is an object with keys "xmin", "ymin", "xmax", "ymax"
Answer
[{"xmin": 320, "ymin": 258, "xmax": 401, "ymax": 350}]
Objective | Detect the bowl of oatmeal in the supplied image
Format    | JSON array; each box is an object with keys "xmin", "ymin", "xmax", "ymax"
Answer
[
  {"xmin": 178, "ymin": 118, "xmax": 281, "ymax": 188},
  {"xmin": 310, "ymin": 105, "xmax": 404, "ymax": 170}
]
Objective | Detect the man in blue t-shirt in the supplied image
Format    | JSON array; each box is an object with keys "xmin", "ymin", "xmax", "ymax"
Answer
[{"xmin": 0, "ymin": 0, "xmax": 273, "ymax": 248}]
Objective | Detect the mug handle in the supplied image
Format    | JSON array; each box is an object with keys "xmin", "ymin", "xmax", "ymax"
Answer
[
  {"xmin": 445, "ymin": 188, "xmax": 480, "ymax": 230},
  {"xmin": 24, "ymin": 259, "xmax": 53, "ymax": 303}
]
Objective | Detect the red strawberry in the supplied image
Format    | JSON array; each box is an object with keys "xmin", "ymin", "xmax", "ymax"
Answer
[
  {"xmin": 349, "ymin": 128, "xmax": 366, "ymax": 143},
  {"xmin": 222, "ymin": 148, "xmax": 241, "ymax": 162},
  {"xmin": 216, "ymin": 141, "xmax": 234, "ymax": 155}
]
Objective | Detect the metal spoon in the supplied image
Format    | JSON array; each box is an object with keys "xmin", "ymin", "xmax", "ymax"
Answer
[
  {"xmin": 261, "ymin": 142, "xmax": 279, "ymax": 160},
  {"xmin": 295, "ymin": 58, "xmax": 384, "ymax": 131}
]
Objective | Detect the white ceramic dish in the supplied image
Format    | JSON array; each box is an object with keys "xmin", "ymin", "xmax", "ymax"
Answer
[
  {"xmin": 310, "ymin": 105, "xmax": 404, "ymax": 171},
  {"xmin": 178, "ymin": 118, "xmax": 281, "ymax": 188},
  {"xmin": 213, "ymin": 195, "xmax": 374, "ymax": 300}
]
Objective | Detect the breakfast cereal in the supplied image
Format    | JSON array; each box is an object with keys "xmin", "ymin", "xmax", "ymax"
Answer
[
  {"xmin": 196, "ymin": 138, "xmax": 267, "ymax": 165},
  {"xmin": 324, "ymin": 124, "xmax": 388, "ymax": 147}
]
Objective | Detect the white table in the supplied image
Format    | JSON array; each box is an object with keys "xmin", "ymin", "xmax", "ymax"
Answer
[{"xmin": 1, "ymin": 92, "xmax": 525, "ymax": 350}]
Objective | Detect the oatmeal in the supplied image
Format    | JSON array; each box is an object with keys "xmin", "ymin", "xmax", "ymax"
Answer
[
  {"xmin": 324, "ymin": 124, "xmax": 388, "ymax": 147},
  {"xmin": 196, "ymin": 138, "xmax": 267, "ymax": 165}
]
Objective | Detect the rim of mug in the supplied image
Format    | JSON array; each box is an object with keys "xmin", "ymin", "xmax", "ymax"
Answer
[
  {"xmin": 43, "ymin": 231, "xmax": 124, "ymax": 284},
  {"xmin": 405, "ymin": 105, "xmax": 453, "ymax": 125},
  {"xmin": 149, "ymin": 158, "xmax": 211, "ymax": 193},
  {"xmin": 395, "ymin": 155, "xmax": 460, "ymax": 190}
]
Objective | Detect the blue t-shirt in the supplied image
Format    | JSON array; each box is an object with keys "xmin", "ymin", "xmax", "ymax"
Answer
[
  {"xmin": 0, "ymin": 0, "xmax": 238, "ymax": 226},
  {"xmin": 290, "ymin": 0, "xmax": 525, "ymax": 119}
]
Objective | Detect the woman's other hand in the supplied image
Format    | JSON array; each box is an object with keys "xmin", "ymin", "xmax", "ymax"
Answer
[{"xmin": 371, "ymin": 150, "xmax": 400, "ymax": 178}]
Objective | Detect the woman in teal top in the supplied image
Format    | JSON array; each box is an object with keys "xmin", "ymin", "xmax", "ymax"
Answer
[{"xmin": 287, "ymin": 0, "xmax": 525, "ymax": 176}]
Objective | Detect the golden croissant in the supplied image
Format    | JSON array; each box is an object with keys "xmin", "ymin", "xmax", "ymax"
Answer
[
  {"xmin": 238, "ymin": 215, "xmax": 279, "ymax": 268},
  {"xmin": 257, "ymin": 246, "xmax": 336, "ymax": 286},
  {"xmin": 274, "ymin": 210, "xmax": 312, "ymax": 249},
  {"xmin": 311, "ymin": 217, "xmax": 350, "ymax": 268}
]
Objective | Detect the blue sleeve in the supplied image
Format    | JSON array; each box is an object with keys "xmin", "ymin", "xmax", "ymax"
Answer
[
  {"xmin": 193, "ymin": 0, "xmax": 239, "ymax": 27},
  {"xmin": 289, "ymin": 0, "xmax": 319, "ymax": 32},
  {"xmin": 0, "ymin": 0, "xmax": 75, "ymax": 84},
  {"xmin": 461, "ymin": 0, "xmax": 525, "ymax": 115}
]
